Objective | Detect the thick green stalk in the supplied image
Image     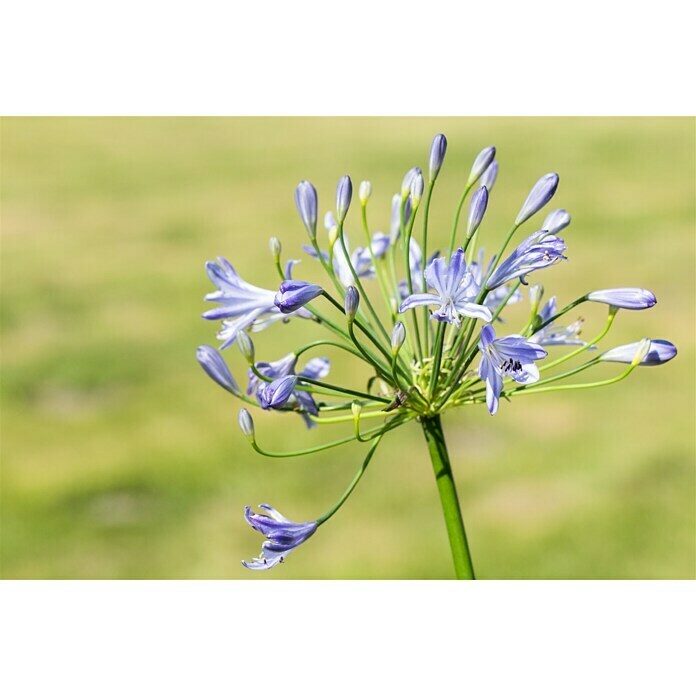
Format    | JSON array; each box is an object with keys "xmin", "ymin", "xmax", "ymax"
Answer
[{"xmin": 421, "ymin": 415, "xmax": 475, "ymax": 579}]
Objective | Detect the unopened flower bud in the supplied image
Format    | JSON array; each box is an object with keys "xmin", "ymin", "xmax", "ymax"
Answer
[
  {"xmin": 410, "ymin": 171, "xmax": 424, "ymax": 208},
  {"xmin": 236, "ymin": 331, "xmax": 255, "ymax": 364},
  {"xmin": 586, "ymin": 288, "xmax": 656, "ymax": 310},
  {"xmin": 480, "ymin": 160, "xmax": 498, "ymax": 192},
  {"xmin": 429, "ymin": 133, "xmax": 447, "ymax": 182},
  {"xmin": 467, "ymin": 146, "xmax": 496, "ymax": 187},
  {"xmin": 391, "ymin": 322, "xmax": 406, "ymax": 355},
  {"xmin": 630, "ymin": 338, "xmax": 652, "ymax": 367},
  {"xmin": 401, "ymin": 167, "xmax": 421, "ymax": 201},
  {"xmin": 269, "ymin": 236, "xmax": 282, "ymax": 260},
  {"xmin": 328, "ymin": 225, "xmax": 339, "ymax": 249},
  {"xmin": 238, "ymin": 408, "xmax": 255, "ymax": 442},
  {"xmin": 345, "ymin": 286, "xmax": 360, "ymax": 322},
  {"xmin": 359, "ymin": 180, "xmax": 372, "ymax": 206},
  {"xmin": 295, "ymin": 180, "xmax": 318, "ymax": 239},
  {"xmin": 466, "ymin": 186, "xmax": 489, "ymax": 238},
  {"xmin": 516, "ymin": 173, "xmax": 559, "ymax": 225},
  {"xmin": 390, "ymin": 297, "xmax": 398, "ymax": 317},
  {"xmin": 336, "ymin": 175, "xmax": 352, "ymax": 223},
  {"xmin": 351, "ymin": 401, "xmax": 362, "ymax": 419},
  {"xmin": 542, "ymin": 209, "xmax": 571, "ymax": 235},
  {"xmin": 600, "ymin": 339, "xmax": 677, "ymax": 367}
]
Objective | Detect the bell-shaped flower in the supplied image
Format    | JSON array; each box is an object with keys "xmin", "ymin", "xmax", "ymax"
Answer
[
  {"xmin": 486, "ymin": 230, "xmax": 567, "ymax": 290},
  {"xmin": 586, "ymin": 288, "xmax": 656, "ymax": 310},
  {"xmin": 399, "ymin": 248, "xmax": 493, "ymax": 326},
  {"xmin": 248, "ymin": 352, "xmax": 331, "ymax": 427},
  {"xmin": 600, "ymin": 339, "xmax": 677, "ymax": 366},
  {"xmin": 530, "ymin": 296, "xmax": 587, "ymax": 347},
  {"xmin": 242, "ymin": 504, "xmax": 318, "ymax": 570},
  {"xmin": 274, "ymin": 280, "xmax": 323, "ymax": 314},
  {"xmin": 196, "ymin": 345, "xmax": 240, "ymax": 394},
  {"xmin": 203, "ymin": 257, "xmax": 310, "ymax": 348},
  {"xmin": 478, "ymin": 324, "xmax": 548, "ymax": 415}
]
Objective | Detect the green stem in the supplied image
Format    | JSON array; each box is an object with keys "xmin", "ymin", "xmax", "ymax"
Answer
[{"xmin": 421, "ymin": 415, "xmax": 475, "ymax": 579}]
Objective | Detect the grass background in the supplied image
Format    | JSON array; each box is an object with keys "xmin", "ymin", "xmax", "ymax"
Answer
[{"xmin": 1, "ymin": 117, "xmax": 694, "ymax": 579}]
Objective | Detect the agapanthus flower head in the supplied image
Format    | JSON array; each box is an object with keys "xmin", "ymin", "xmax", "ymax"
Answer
[
  {"xmin": 480, "ymin": 159, "xmax": 498, "ymax": 192},
  {"xmin": 196, "ymin": 345, "xmax": 240, "ymax": 394},
  {"xmin": 586, "ymin": 288, "xmax": 657, "ymax": 310},
  {"xmin": 295, "ymin": 180, "xmax": 318, "ymax": 239},
  {"xmin": 530, "ymin": 296, "xmax": 586, "ymax": 347},
  {"xmin": 478, "ymin": 325, "xmax": 547, "ymax": 415},
  {"xmin": 467, "ymin": 146, "xmax": 496, "ymax": 186},
  {"xmin": 242, "ymin": 504, "xmax": 318, "ymax": 570},
  {"xmin": 467, "ymin": 186, "xmax": 489, "ymax": 238},
  {"xmin": 600, "ymin": 339, "xmax": 677, "ymax": 366},
  {"xmin": 274, "ymin": 280, "xmax": 323, "ymax": 314},
  {"xmin": 429, "ymin": 133, "xmax": 448, "ymax": 182},
  {"xmin": 336, "ymin": 175, "xmax": 352, "ymax": 223},
  {"xmin": 516, "ymin": 173, "xmax": 559, "ymax": 225},
  {"xmin": 542, "ymin": 208, "xmax": 571, "ymax": 235},
  {"xmin": 399, "ymin": 248, "xmax": 493, "ymax": 326},
  {"xmin": 486, "ymin": 230, "xmax": 567, "ymax": 290}
]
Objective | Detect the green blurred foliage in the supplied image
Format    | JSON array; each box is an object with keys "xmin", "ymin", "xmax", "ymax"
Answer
[{"xmin": 1, "ymin": 117, "xmax": 694, "ymax": 579}]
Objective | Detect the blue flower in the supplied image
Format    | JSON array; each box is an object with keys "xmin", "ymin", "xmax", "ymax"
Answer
[
  {"xmin": 516, "ymin": 173, "xmax": 559, "ymax": 225},
  {"xmin": 469, "ymin": 250, "xmax": 522, "ymax": 320},
  {"xmin": 429, "ymin": 133, "xmax": 448, "ymax": 181},
  {"xmin": 600, "ymin": 339, "xmax": 677, "ymax": 366},
  {"xmin": 486, "ymin": 230, "xmax": 567, "ymax": 290},
  {"xmin": 399, "ymin": 248, "xmax": 493, "ymax": 326},
  {"xmin": 478, "ymin": 324, "xmax": 547, "ymax": 415},
  {"xmin": 295, "ymin": 180, "xmax": 318, "ymax": 239},
  {"xmin": 196, "ymin": 345, "xmax": 240, "ymax": 394},
  {"xmin": 586, "ymin": 288, "xmax": 656, "ymax": 310},
  {"xmin": 257, "ymin": 375, "xmax": 297, "ymax": 410},
  {"xmin": 248, "ymin": 352, "xmax": 331, "ymax": 427},
  {"xmin": 336, "ymin": 175, "xmax": 352, "ymax": 223},
  {"xmin": 467, "ymin": 146, "xmax": 496, "ymax": 186},
  {"xmin": 274, "ymin": 280, "xmax": 323, "ymax": 314},
  {"xmin": 202, "ymin": 257, "xmax": 310, "ymax": 348},
  {"xmin": 467, "ymin": 186, "xmax": 489, "ymax": 238},
  {"xmin": 242, "ymin": 504, "xmax": 318, "ymax": 570},
  {"xmin": 530, "ymin": 296, "xmax": 587, "ymax": 347}
]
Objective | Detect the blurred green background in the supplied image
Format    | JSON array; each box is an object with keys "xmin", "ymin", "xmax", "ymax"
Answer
[{"xmin": 1, "ymin": 117, "xmax": 694, "ymax": 579}]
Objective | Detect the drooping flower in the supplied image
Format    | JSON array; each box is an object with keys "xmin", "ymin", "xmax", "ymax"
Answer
[
  {"xmin": 480, "ymin": 160, "xmax": 498, "ymax": 192},
  {"xmin": 515, "ymin": 173, "xmax": 559, "ymax": 225},
  {"xmin": 429, "ymin": 133, "xmax": 448, "ymax": 182},
  {"xmin": 248, "ymin": 352, "xmax": 331, "ymax": 427},
  {"xmin": 274, "ymin": 280, "xmax": 323, "ymax": 314},
  {"xmin": 478, "ymin": 324, "xmax": 548, "ymax": 415},
  {"xmin": 600, "ymin": 339, "xmax": 677, "ymax": 366},
  {"xmin": 202, "ymin": 257, "xmax": 310, "ymax": 348},
  {"xmin": 586, "ymin": 288, "xmax": 657, "ymax": 310},
  {"xmin": 542, "ymin": 209, "xmax": 571, "ymax": 234},
  {"xmin": 242, "ymin": 504, "xmax": 318, "ymax": 570},
  {"xmin": 486, "ymin": 230, "xmax": 567, "ymax": 290},
  {"xmin": 196, "ymin": 345, "xmax": 240, "ymax": 394},
  {"xmin": 399, "ymin": 248, "xmax": 493, "ymax": 326},
  {"xmin": 530, "ymin": 296, "xmax": 587, "ymax": 347},
  {"xmin": 467, "ymin": 146, "xmax": 496, "ymax": 186}
]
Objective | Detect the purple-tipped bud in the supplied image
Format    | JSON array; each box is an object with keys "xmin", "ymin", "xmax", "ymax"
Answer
[
  {"xmin": 410, "ymin": 171, "xmax": 425, "ymax": 206},
  {"xmin": 295, "ymin": 180, "xmax": 318, "ymax": 239},
  {"xmin": 236, "ymin": 331, "xmax": 255, "ymax": 364},
  {"xmin": 359, "ymin": 180, "xmax": 372, "ymax": 206},
  {"xmin": 238, "ymin": 408, "xmax": 255, "ymax": 441},
  {"xmin": 467, "ymin": 146, "xmax": 496, "ymax": 186},
  {"xmin": 542, "ymin": 209, "xmax": 571, "ymax": 234},
  {"xmin": 196, "ymin": 345, "xmax": 240, "ymax": 394},
  {"xmin": 586, "ymin": 288, "xmax": 657, "ymax": 310},
  {"xmin": 428, "ymin": 133, "xmax": 448, "ymax": 182},
  {"xmin": 274, "ymin": 280, "xmax": 323, "ymax": 314},
  {"xmin": 466, "ymin": 186, "xmax": 489, "ymax": 238},
  {"xmin": 258, "ymin": 375, "xmax": 297, "ymax": 410},
  {"xmin": 391, "ymin": 322, "xmax": 406, "ymax": 355},
  {"xmin": 344, "ymin": 286, "xmax": 360, "ymax": 321},
  {"xmin": 401, "ymin": 167, "xmax": 421, "ymax": 200},
  {"xmin": 336, "ymin": 175, "xmax": 352, "ymax": 223},
  {"xmin": 269, "ymin": 236, "xmax": 282, "ymax": 260},
  {"xmin": 480, "ymin": 160, "xmax": 498, "ymax": 192},
  {"xmin": 600, "ymin": 339, "xmax": 677, "ymax": 366},
  {"xmin": 516, "ymin": 173, "xmax": 559, "ymax": 225}
]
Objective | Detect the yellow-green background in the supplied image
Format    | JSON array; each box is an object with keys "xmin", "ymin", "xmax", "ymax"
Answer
[{"xmin": 1, "ymin": 117, "xmax": 694, "ymax": 579}]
